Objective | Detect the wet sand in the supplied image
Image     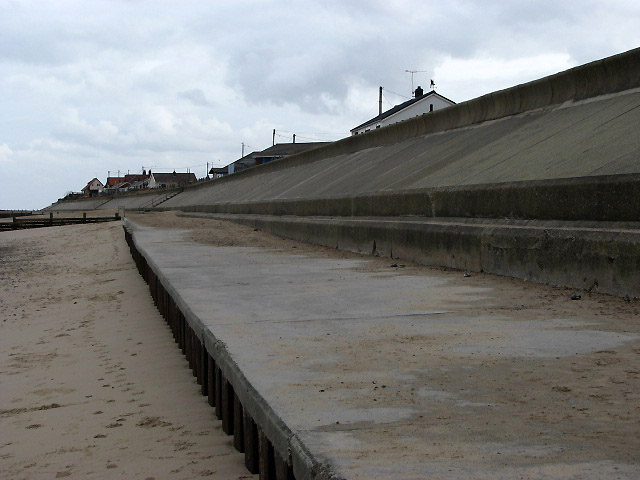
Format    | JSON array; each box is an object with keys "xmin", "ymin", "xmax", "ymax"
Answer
[{"xmin": 0, "ymin": 221, "xmax": 255, "ymax": 479}]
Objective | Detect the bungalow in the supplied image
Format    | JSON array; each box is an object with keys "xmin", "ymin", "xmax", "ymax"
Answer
[
  {"xmin": 208, "ymin": 166, "xmax": 228, "ymax": 178},
  {"xmin": 228, "ymin": 142, "xmax": 329, "ymax": 174},
  {"xmin": 148, "ymin": 171, "xmax": 197, "ymax": 189},
  {"xmin": 351, "ymin": 86, "xmax": 456, "ymax": 135}
]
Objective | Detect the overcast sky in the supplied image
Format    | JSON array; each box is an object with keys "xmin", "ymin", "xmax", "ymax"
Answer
[{"xmin": 1, "ymin": 0, "xmax": 639, "ymax": 209}]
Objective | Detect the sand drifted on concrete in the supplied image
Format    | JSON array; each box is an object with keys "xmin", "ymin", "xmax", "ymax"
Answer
[
  {"xmin": 0, "ymin": 221, "xmax": 255, "ymax": 479},
  {"xmin": 127, "ymin": 211, "xmax": 640, "ymax": 478}
]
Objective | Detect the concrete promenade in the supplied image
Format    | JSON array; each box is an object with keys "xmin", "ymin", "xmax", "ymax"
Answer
[{"xmin": 124, "ymin": 214, "xmax": 640, "ymax": 480}]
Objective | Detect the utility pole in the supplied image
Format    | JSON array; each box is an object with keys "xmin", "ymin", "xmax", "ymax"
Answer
[
  {"xmin": 293, "ymin": 134, "xmax": 296, "ymax": 143},
  {"xmin": 241, "ymin": 142, "xmax": 245, "ymax": 157},
  {"xmin": 379, "ymin": 86, "xmax": 383, "ymax": 115},
  {"xmin": 272, "ymin": 129, "xmax": 275, "ymax": 146}
]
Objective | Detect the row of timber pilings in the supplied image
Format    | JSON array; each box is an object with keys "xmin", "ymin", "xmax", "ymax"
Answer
[{"xmin": 123, "ymin": 226, "xmax": 299, "ymax": 480}]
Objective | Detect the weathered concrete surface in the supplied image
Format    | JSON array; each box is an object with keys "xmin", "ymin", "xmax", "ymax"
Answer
[
  {"xmin": 44, "ymin": 197, "xmax": 112, "ymax": 211},
  {"xmin": 179, "ymin": 212, "xmax": 640, "ymax": 299},
  {"xmin": 45, "ymin": 190, "xmax": 179, "ymax": 212},
  {"xmin": 125, "ymin": 215, "xmax": 640, "ymax": 480},
  {"xmin": 166, "ymin": 47, "xmax": 640, "ymax": 186},
  {"xmin": 170, "ymin": 174, "xmax": 640, "ymax": 222},
  {"xmin": 162, "ymin": 88, "xmax": 640, "ymax": 213}
]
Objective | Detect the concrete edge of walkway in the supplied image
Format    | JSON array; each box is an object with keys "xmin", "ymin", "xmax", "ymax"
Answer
[
  {"xmin": 177, "ymin": 213, "xmax": 640, "ymax": 299},
  {"xmin": 122, "ymin": 218, "xmax": 340, "ymax": 480}
]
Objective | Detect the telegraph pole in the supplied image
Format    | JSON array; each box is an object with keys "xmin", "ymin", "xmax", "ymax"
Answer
[
  {"xmin": 272, "ymin": 129, "xmax": 276, "ymax": 146},
  {"xmin": 293, "ymin": 133, "xmax": 296, "ymax": 143},
  {"xmin": 379, "ymin": 86, "xmax": 383, "ymax": 115}
]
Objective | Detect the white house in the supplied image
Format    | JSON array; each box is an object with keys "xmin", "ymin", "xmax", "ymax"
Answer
[
  {"xmin": 81, "ymin": 178, "xmax": 104, "ymax": 197},
  {"xmin": 351, "ymin": 86, "xmax": 455, "ymax": 136},
  {"xmin": 147, "ymin": 171, "xmax": 197, "ymax": 189}
]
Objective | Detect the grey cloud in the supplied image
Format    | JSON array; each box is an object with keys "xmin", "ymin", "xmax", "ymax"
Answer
[
  {"xmin": 178, "ymin": 88, "xmax": 211, "ymax": 106},
  {"xmin": 2, "ymin": 0, "xmax": 640, "ymax": 209}
]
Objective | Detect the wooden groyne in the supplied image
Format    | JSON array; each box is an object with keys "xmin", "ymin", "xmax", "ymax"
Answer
[{"xmin": 0, "ymin": 212, "xmax": 121, "ymax": 231}]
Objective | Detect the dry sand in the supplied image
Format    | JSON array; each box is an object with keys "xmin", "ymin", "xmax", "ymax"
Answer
[
  {"xmin": 3, "ymin": 211, "xmax": 639, "ymax": 479},
  {"xmin": 0, "ymin": 221, "xmax": 255, "ymax": 479}
]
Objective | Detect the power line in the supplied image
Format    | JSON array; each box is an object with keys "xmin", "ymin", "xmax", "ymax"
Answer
[
  {"xmin": 272, "ymin": 129, "xmax": 347, "ymax": 143},
  {"xmin": 384, "ymin": 88, "xmax": 411, "ymax": 100},
  {"xmin": 382, "ymin": 93, "xmax": 395, "ymax": 109},
  {"xmin": 276, "ymin": 129, "xmax": 346, "ymax": 136}
]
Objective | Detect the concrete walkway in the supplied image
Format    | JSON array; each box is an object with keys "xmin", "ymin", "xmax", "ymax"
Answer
[{"xmin": 125, "ymin": 216, "xmax": 640, "ymax": 479}]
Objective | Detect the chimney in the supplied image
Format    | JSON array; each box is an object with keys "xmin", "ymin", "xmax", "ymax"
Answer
[{"xmin": 414, "ymin": 85, "xmax": 424, "ymax": 98}]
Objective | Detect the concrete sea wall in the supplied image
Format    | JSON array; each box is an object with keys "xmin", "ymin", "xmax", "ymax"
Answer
[{"xmin": 52, "ymin": 48, "xmax": 640, "ymax": 297}]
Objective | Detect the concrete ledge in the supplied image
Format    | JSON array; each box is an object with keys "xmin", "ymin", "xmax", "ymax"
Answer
[
  {"xmin": 123, "ymin": 220, "xmax": 333, "ymax": 480},
  {"xmin": 169, "ymin": 174, "xmax": 640, "ymax": 222},
  {"xmin": 180, "ymin": 213, "xmax": 640, "ymax": 298}
]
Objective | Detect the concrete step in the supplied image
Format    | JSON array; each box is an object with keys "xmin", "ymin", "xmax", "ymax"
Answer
[{"xmin": 179, "ymin": 212, "xmax": 640, "ymax": 298}]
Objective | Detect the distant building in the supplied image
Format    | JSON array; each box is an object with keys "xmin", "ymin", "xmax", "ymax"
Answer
[
  {"xmin": 208, "ymin": 166, "xmax": 227, "ymax": 179},
  {"xmin": 351, "ymin": 86, "xmax": 455, "ymax": 135},
  {"xmin": 228, "ymin": 142, "xmax": 329, "ymax": 174},
  {"xmin": 103, "ymin": 171, "xmax": 151, "ymax": 193},
  {"xmin": 81, "ymin": 178, "xmax": 104, "ymax": 197},
  {"xmin": 148, "ymin": 171, "xmax": 197, "ymax": 189},
  {"xmin": 104, "ymin": 176, "xmax": 125, "ymax": 188}
]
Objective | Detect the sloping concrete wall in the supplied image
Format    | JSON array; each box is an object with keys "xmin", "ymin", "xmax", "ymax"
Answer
[
  {"xmin": 46, "ymin": 190, "xmax": 178, "ymax": 211},
  {"xmin": 44, "ymin": 197, "xmax": 113, "ymax": 211},
  {"xmin": 163, "ymin": 89, "xmax": 640, "ymax": 220},
  {"xmin": 207, "ymin": 47, "xmax": 640, "ymax": 182},
  {"xmin": 156, "ymin": 48, "xmax": 640, "ymax": 220}
]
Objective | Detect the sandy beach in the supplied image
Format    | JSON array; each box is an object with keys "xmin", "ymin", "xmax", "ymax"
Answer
[
  {"xmin": 3, "ymin": 212, "xmax": 639, "ymax": 479},
  {"xmin": 0, "ymin": 220, "xmax": 255, "ymax": 479}
]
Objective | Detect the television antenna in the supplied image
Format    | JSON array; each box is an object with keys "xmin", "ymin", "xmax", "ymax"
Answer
[{"xmin": 405, "ymin": 69, "xmax": 428, "ymax": 96}]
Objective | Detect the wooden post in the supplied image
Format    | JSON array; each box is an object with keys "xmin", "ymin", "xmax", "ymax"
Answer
[
  {"xmin": 200, "ymin": 343, "xmax": 208, "ymax": 396},
  {"xmin": 207, "ymin": 355, "xmax": 216, "ymax": 407},
  {"xmin": 83, "ymin": 212, "xmax": 87, "ymax": 223},
  {"xmin": 275, "ymin": 454, "xmax": 295, "ymax": 480},
  {"xmin": 233, "ymin": 393, "xmax": 244, "ymax": 452},
  {"xmin": 243, "ymin": 413, "xmax": 260, "ymax": 474},
  {"xmin": 215, "ymin": 366, "xmax": 222, "ymax": 420},
  {"xmin": 222, "ymin": 378, "xmax": 234, "ymax": 435},
  {"xmin": 259, "ymin": 430, "xmax": 276, "ymax": 480}
]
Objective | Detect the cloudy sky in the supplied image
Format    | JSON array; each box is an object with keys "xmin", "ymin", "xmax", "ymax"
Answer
[{"xmin": 1, "ymin": 0, "xmax": 639, "ymax": 209}]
